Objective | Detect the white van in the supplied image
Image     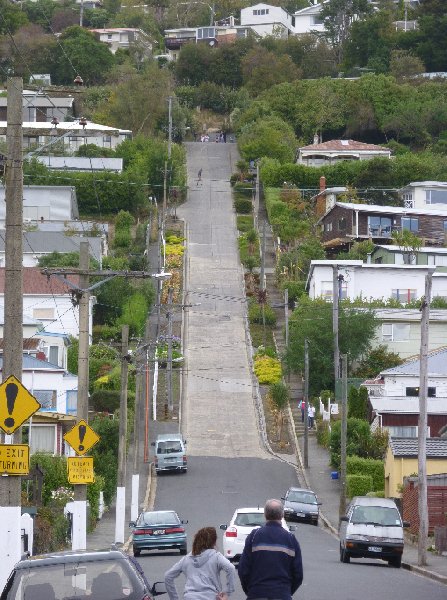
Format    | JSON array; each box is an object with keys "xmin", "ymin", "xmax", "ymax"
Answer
[
  {"xmin": 339, "ymin": 496, "xmax": 409, "ymax": 568},
  {"xmin": 152, "ymin": 433, "xmax": 187, "ymax": 474}
]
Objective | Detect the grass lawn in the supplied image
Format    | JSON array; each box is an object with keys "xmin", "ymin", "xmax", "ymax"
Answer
[{"xmin": 237, "ymin": 215, "xmax": 254, "ymax": 233}]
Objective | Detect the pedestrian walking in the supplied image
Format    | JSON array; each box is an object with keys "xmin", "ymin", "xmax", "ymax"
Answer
[
  {"xmin": 165, "ymin": 527, "xmax": 236, "ymax": 600},
  {"xmin": 238, "ymin": 499, "xmax": 303, "ymax": 600},
  {"xmin": 197, "ymin": 168, "xmax": 202, "ymax": 185},
  {"xmin": 300, "ymin": 400, "xmax": 306, "ymax": 423},
  {"xmin": 308, "ymin": 404, "xmax": 315, "ymax": 429}
]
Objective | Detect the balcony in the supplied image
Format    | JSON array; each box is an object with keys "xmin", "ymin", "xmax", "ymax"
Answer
[{"xmin": 165, "ymin": 37, "xmax": 195, "ymax": 50}]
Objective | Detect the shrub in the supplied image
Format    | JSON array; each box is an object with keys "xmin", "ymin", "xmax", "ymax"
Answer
[
  {"xmin": 90, "ymin": 389, "xmax": 121, "ymax": 413},
  {"xmin": 234, "ymin": 197, "xmax": 253, "ymax": 214},
  {"xmin": 347, "ymin": 474, "xmax": 374, "ymax": 498},
  {"xmin": 233, "ymin": 181, "xmax": 254, "ymax": 196},
  {"xmin": 90, "ymin": 415, "xmax": 119, "ymax": 505},
  {"xmin": 248, "ymin": 301, "xmax": 277, "ymax": 326},
  {"xmin": 330, "ymin": 418, "xmax": 372, "ymax": 469},
  {"xmin": 254, "ymin": 354, "xmax": 282, "ymax": 384},
  {"xmin": 347, "ymin": 456, "xmax": 384, "ymax": 491},
  {"xmin": 316, "ymin": 420, "xmax": 331, "ymax": 448},
  {"xmin": 237, "ymin": 215, "xmax": 253, "ymax": 232}
]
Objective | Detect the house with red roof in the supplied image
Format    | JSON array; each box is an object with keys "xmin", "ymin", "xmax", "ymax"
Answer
[{"xmin": 297, "ymin": 139, "xmax": 391, "ymax": 167}]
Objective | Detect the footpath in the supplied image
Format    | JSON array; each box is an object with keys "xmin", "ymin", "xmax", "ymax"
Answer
[{"xmin": 86, "ymin": 148, "xmax": 447, "ymax": 587}]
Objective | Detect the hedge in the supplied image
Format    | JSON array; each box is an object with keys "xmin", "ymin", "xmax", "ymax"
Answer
[
  {"xmin": 347, "ymin": 474, "xmax": 374, "ymax": 498},
  {"xmin": 248, "ymin": 301, "xmax": 277, "ymax": 326},
  {"xmin": 234, "ymin": 197, "xmax": 253, "ymax": 214},
  {"xmin": 347, "ymin": 455, "xmax": 385, "ymax": 492}
]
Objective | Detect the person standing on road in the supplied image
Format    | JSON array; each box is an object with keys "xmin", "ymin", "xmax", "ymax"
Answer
[
  {"xmin": 197, "ymin": 168, "xmax": 202, "ymax": 185},
  {"xmin": 165, "ymin": 527, "xmax": 236, "ymax": 600},
  {"xmin": 238, "ymin": 499, "xmax": 303, "ymax": 600}
]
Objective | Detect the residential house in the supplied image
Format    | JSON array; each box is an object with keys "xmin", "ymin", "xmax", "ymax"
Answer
[
  {"xmin": 164, "ymin": 19, "xmax": 252, "ymax": 61},
  {"xmin": 0, "ymin": 267, "xmax": 95, "ymax": 339},
  {"xmin": 0, "ymin": 90, "xmax": 74, "ymax": 123},
  {"xmin": 318, "ymin": 202, "xmax": 447, "ymax": 251},
  {"xmin": 36, "ymin": 156, "xmax": 123, "ymax": 173},
  {"xmin": 293, "ymin": 1, "xmax": 327, "ymax": 35},
  {"xmin": 384, "ymin": 437, "xmax": 447, "ymax": 497},
  {"xmin": 0, "ymin": 353, "xmax": 78, "ymax": 455},
  {"xmin": 297, "ymin": 139, "xmax": 391, "ymax": 167},
  {"xmin": 0, "ymin": 185, "xmax": 79, "ymax": 224},
  {"xmin": 398, "ymin": 181, "xmax": 447, "ymax": 212},
  {"xmin": 89, "ymin": 28, "xmax": 152, "ymax": 55},
  {"xmin": 240, "ymin": 3, "xmax": 295, "ymax": 37},
  {"xmin": 0, "ymin": 121, "xmax": 132, "ymax": 153},
  {"xmin": 371, "ymin": 245, "xmax": 447, "ymax": 267},
  {"xmin": 307, "ymin": 260, "xmax": 447, "ymax": 303},
  {"xmin": 0, "ymin": 231, "xmax": 105, "ymax": 267},
  {"xmin": 363, "ymin": 347, "xmax": 447, "ymax": 442}
]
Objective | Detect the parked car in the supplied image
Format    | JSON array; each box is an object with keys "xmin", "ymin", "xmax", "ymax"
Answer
[
  {"xmin": 281, "ymin": 487, "xmax": 321, "ymax": 526},
  {"xmin": 219, "ymin": 507, "xmax": 294, "ymax": 563},
  {"xmin": 339, "ymin": 496, "xmax": 409, "ymax": 568},
  {"xmin": 130, "ymin": 510, "xmax": 188, "ymax": 557},
  {"xmin": 0, "ymin": 549, "xmax": 166, "ymax": 600}
]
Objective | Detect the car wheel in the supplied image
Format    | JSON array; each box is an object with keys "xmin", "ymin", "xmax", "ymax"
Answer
[
  {"xmin": 180, "ymin": 546, "xmax": 187, "ymax": 555},
  {"xmin": 133, "ymin": 548, "xmax": 141, "ymax": 557},
  {"xmin": 313, "ymin": 519, "xmax": 318, "ymax": 526},
  {"xmin": 340, "ymin": 545, "xmax": 350, "ymax": 563},
  {"xmin": 388, "ymin": 556, "xmax": 401, "ymax": 568}
]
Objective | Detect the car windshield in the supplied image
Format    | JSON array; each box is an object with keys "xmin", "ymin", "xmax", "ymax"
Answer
[
  {"xmin": 139, "ymin": 511, "xmax": 179, "ymax": 526},
  {"xmin": 5, "ymin": 559, "xmax": 142, "ymax": 600},
  {"xmin": 235, "ymin": 513, "xmax": 264, "ymax": 527},
  {"xmin": 287, "ymin": 491, "xmax": 317, "ymax": 505},
  {"xmin": 157, "ymin": 441, "xmax": 182, "ymax": 454},
  {"xmin": 351, "ymin": 506, "xmax": 401, "ymax": 526}
]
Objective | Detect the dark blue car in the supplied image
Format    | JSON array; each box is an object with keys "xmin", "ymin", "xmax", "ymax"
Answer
[{"xmin": 130, "ymin": 510, "xmax": 188, "ymax": 557}]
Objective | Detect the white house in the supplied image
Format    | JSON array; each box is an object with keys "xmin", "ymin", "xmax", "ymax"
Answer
[
  {"xmin": 240, "ymin": 3, "xmax": 295, "ymax": 37},
  {"xmin": 0, "ymin": 267, "xmax": 95, "ymax": 339},
  {"xmin": 0, "ymin": 185, "xmax": 78, "ymax": 224},
  {"xmin": 297, "ymin": 139, "xmax": 391, "ymax": 166},
  {"xmin": 0, "ymin": 231, "xmax": 105, "ymax": 267},
  {"xmin": 293, "ymin": 1, "xmax": 327, "ymax": 35},
  {"xmin": 399, "ymin": 181, "xmax": 447, "ymax": 212},
  {"xmin": 363, "ymin": 347, "xmax": 447, "ymax": 439},
  {"xmin": 89, "ymin": 28, "xmax": 152, "ymax": 55},
  {"xmin": 0, "ymin": 91, "xmax": 74, "ymax": 123},
  {"xmin": 306, "ymin": 260, "xmax": 447, "ymax": 303}
]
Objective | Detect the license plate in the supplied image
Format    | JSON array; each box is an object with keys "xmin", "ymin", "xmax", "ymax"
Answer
[
  {"xmin": 153, "ymin": 529, "xmax": 165, "ymax": 535},
  {"xmin": 296, "ymin": 512, "xmax": 305, "ymax": 517},
  {"xmin": 368, "ymin": 546, "xmax": 382, "ymax": 553}
]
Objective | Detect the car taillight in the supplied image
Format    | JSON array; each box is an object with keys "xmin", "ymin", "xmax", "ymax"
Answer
[
  {"xmin": 134, "ymin": 529, "xmax": 153, "ymax": 535},
  {"xmin": 183, "ymin": 456, "xmax": 187, "ymax": 464},
  {"xmin": 166, "ymin": 527, "xmax": 185, "ymax": 534},
  {"xmin": 142, "ymin": 595, "xmax": 152, "ymax": 600},
  {"xmin": 225, "ymin": 527, "xmax": 237, "ymax": 538}
]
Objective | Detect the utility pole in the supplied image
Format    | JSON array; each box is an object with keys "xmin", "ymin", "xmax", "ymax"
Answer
[
  {"xmin": 0, "ymin": 76, "xmax": 23, "ymax": 591},
  {"xmin": 284, "ymin": 288, "xmax": 289, "ymax": 348},
  {"xmin": 418, "ymin": 271, "xmax": 432, "ymax": 566},
  {"xmin": 339, "ymin": 353, "xmax": 348, "ymax": 519},
  {"xmin": 115, "ymin": 325, "xmax": 129, "ymax": 545},
  {"xmin": 79, "ymin": 0, "xmax": 84, "ymax": 26},
  {"xmin": 167, "ymin": 96, "xmax": 173, "ymax": 160},
  {"xmin": 163, "ymin": 161, "xmax": 168, "ymax": 226},
  {"xmin": 260, "ymin": 220, "xmax": 266, "ymax": 292},
  {"xmin": 131, "ymin": 346, "xmax": 142, "ymax": 522},
  {"xmin": 254, "ymin": 162, "xmax": 260, "ymax": 233},
  {"xmin": 166, "ymin": 287, "xmax": 174, "ymax": 415},
  {"xmin": 332, "ymin": 265, "xmax": 339, "ymax": 391},
  {"xmin": 303, "ymin": 338, "xmax": 309, "ymax": 469},
  {"xmin": 72, "ymin": 241, "xmax": 90, "ymax": 551}
]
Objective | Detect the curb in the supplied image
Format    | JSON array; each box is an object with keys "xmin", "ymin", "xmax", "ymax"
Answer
[{"xmin": 402, "ymin": 562, "xmax": 447, "ymax": 585}]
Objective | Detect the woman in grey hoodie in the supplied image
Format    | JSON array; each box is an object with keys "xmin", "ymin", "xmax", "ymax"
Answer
[{"xmin": 165, "ymin": 527, "xmax": 236, "ymax": 600}]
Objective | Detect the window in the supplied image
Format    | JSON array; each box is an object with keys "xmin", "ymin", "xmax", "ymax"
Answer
[
  {"xmin": 107, "ymin": 34, "xmax": 113, "ymax": 40},
  {"xmin": 402, "ymin": 217, "xmax": 419, "ymax": 232},
  {"xmin": 368, "ymin": 216, "xmax": 392, "ymax": 237},
  {"xmin": 325, "ymin": 222, "xmax": 332, "ymax": 232},
  {"xmin": 33, "ymin": 308, "xmax": 55, "ymax": 320},
  {"xmin": 49, "ymin": 345, "xmax": 59, "ymax": 365},
  {"xmin": 428, "ymin": 254, "xmax": 447, "ymax": 266},
  {"xmin": 103, "ymin": 135, "xmax": 112, "ymax": 148},
  {"xmin": 320, "ymin": 281, "xmax": 347, "ymax": 301},
  {"xmin": 66, "ymin": 390, "xmax": 77, "ymax": 415},
  {"xmin": 34, "ymin": 390, "xmax": 57, "ymax": 410},
  {"xmin": 444, "ymin": 220, "xmax": 447, "ymax": 231},
  {"xmin": 382, "ymin": 323, "xmax": 410, "ymax": 341},
  {"xmin": 406, "ymin": 387, "xmax": 436, "ymax": 397},
  {"xmin": 425, "ymin": 189, "xmax": 447, "ymax": 205},
  {"xmin": 27, "ymin": 424, "xmax": 56, "ymax": 453},
  {"xmin": 402, "ymin": 192, "xmax": 414, "ymax": 208},
  {"xmin": 391, "ymin": 289, "xmax": 417, "ymax": 303},
  {"xmin": 338, "ymin": 217, "xmax": 347, "ymax": 231},
  {"xmin": 197, "ymin": 27, "xmax": 215, "ymax": 39}
]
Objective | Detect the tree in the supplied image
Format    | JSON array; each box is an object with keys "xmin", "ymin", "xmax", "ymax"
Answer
[
  {"xmin": 284, "ymin": 297, "xmax": 377, "ymax": 395},
  {"xmin": 329, "ymin": 417, "xmax": 372, "ymax": 469},
  {"xmin": 0, "ymin": 0, "xmax": 29, "ymax": 35},
  {"xmin": 241, "ymin": 47, "xmax": 301, "ymax": 96},
  {"xmin": 320, "ymin": 0, "xmax": 373, "ymax": 62},
  {"xmin": 353, "ymin": 344, "xmax": 403, "ymax": 379},
  {"xmin": 238, "ymin": 116, "xmax": 297, "ymax": 163},
  {"xmin": 175, "ymin": 43, "xmax": 212, "ymax": 86},
  {"xmin": 50, "ymin": 26, "xmax": 115, "ymax": 85},
  {"xmin": 0, "ymin": 24, "xmax": 56, "ymax": 78},
  {"xmin": 347, "ymin": 385, "xmax": 368, "ymax": 419},
  {"xmin": 389, "ymin": 49, "xmax": 425, "ymax": 81},
  {"xmin": 269, "ymin": 381, "xmax": 290, "ymax": 443},
  {"xmin": 391, "ymin": 228, "xmax": 423, "ymax": 263}
]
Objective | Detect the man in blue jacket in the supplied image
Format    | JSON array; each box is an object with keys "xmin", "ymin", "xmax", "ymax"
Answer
[{"xmin": 238, "ymin": 499, "xmax": 303, "ymax": 600}]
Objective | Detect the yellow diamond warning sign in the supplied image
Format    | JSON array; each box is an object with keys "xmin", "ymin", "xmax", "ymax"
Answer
[
  {"xmin": 67, "ymin": 456, "xmax": 95, "ymax": 484},
  {"xmin": 0, "ymin": 444, "xmax": 30, "ymax": 475},
  {"xmin": 0, "ymin": 376, "xmax": 41, "ymax": 434},
  {"xmin": 64, "ymin": 420, "xmax": 100, "ymax": 456}
]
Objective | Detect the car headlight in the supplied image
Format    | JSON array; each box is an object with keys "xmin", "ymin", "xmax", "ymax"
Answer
[
  {"xmin": 284, "ymin": 507, "xmax": 293, "ymax": 512},
  {"xmin": 347, "ymin": 535, "xmax": 369, "ymax": 542}
]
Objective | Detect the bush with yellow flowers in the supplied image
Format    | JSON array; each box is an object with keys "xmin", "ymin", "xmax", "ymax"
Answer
[{"xmin": 254, "ymin": 354, "xmax": 282, "ymax": 384}]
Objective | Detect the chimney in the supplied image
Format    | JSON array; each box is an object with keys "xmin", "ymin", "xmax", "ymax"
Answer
[
  {"xmin": 313, "ymin": 133, "xmax": 319, "ymax": 145},
  {"xmin": 319, "ymin": 176, "xmax": 326, "ymax": 192}
]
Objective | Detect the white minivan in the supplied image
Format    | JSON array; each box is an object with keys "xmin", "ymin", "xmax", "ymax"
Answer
[
  {"xmin": 152, "ymin": 433, "xmax": 187, "ymax": 474},
  {"xmin": 339, "ymin": 496, "xmax": 409, "ymax": 568}
]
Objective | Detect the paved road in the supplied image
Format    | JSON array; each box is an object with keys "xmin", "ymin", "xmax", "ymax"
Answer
[{"xmin": 177, "ymin": 142, "xmax": 265, "ymax": 458}]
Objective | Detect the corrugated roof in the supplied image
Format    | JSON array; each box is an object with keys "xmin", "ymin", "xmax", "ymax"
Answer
[
  {"xmin": 390, "ymin": 437, "xmax": 447, "ymax": 457},
  {"xmin": 0, "ymin": 267, "xmax": 79, "ymax": 295},
  {"xmin": 381, "ymin": 346, "xmax": 447, "ymax": 376},
  {"xmin": 300, "ymin": 139, "xmax": 390, "ymax": 152},
  {"xmin": 36, "ymin": 157, "xmax": 123, "ymax": 173},
  {"xmin": 0, "ymin": 354, "xmax": 64, "ymax": 370},
  {"xmin": 0, "ymin": 231, "xmax": 102, "ymax": 261},
  {"xmin": 369, "ymin": 396, "xmax": 447, "ymax": 415},
  {"xmin": 0, "ymin": 338, "xmax": 41, "ymax": 351}
]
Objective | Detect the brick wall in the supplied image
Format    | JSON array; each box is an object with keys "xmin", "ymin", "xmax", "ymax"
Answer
[{"xmin": 403, "ymin": 480, "xmax": 447, "ymax": 534}]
